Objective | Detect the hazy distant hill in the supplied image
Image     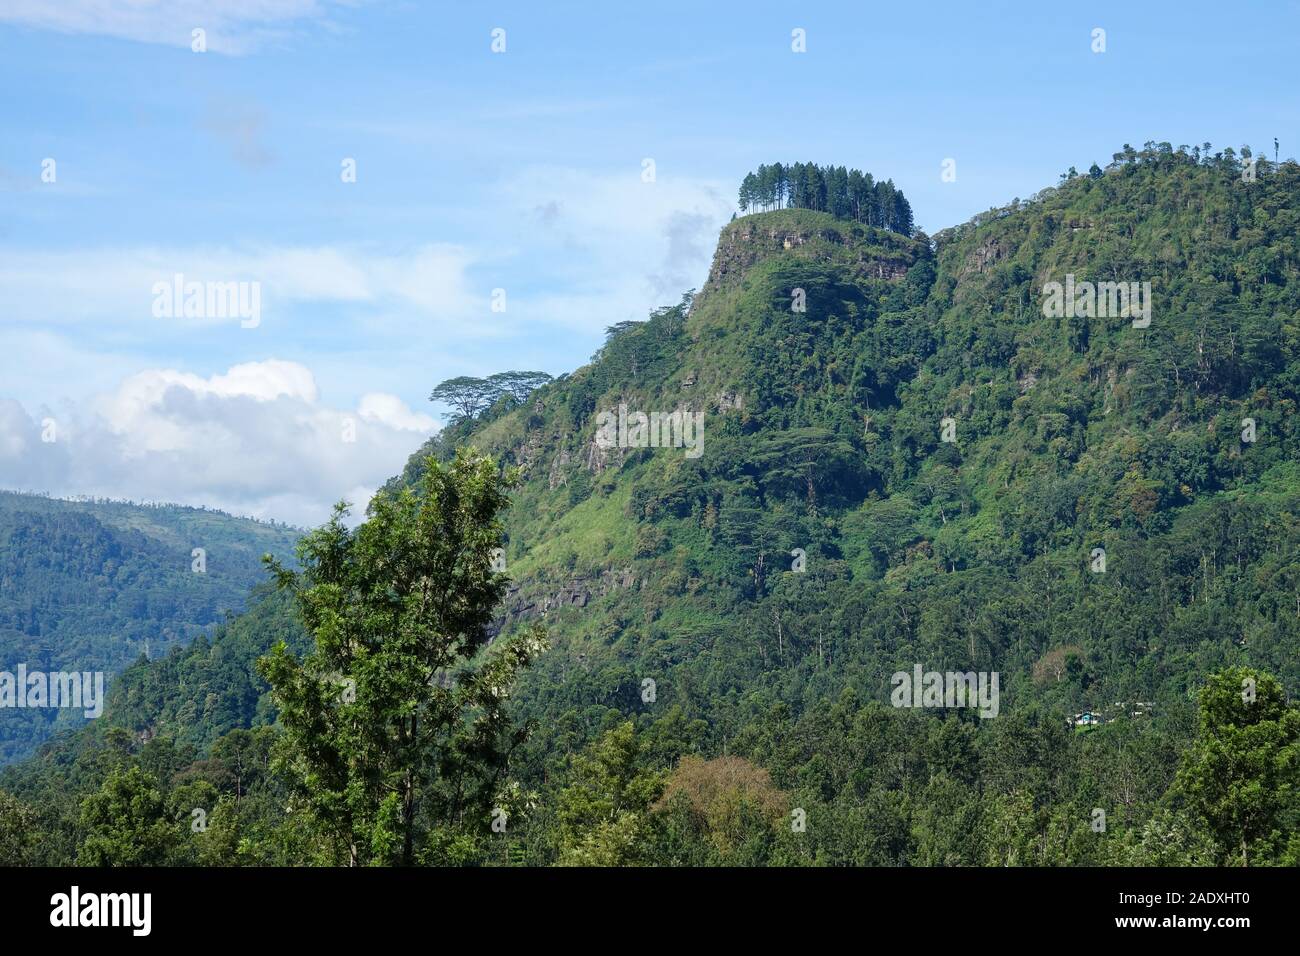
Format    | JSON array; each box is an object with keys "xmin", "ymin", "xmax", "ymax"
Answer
[{"xmin": 0, "ymin": 491, "xmax": 300, "ymax": 763}]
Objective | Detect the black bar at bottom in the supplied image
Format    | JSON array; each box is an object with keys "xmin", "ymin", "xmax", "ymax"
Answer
[{"xmin": 0, "ymin": 865, "xmax": 1286, "ymax": 942}]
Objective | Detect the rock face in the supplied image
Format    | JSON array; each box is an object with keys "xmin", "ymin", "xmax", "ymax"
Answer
[
  {"xmin": 716, "ymin": 390, "xmax": 744, "ymax": 412},
  {"xmin": 703, "ymin": 213, "xmax": 918, "ymax": 295},
  {"xmin": 582, "ymin": 436, "xmax": 624, "ymax": 475},
  {"xmin": 548, "ymin": 447, "xmax": 571, "ymax": 489},
  {"xmin": 516, "ymin": 432, "xmax": 546, "ymax": 474},
  {"xmin": 964, "ymin": 235, "xmax": 1009, "ymax": 275},
  {"xmin": 487, "ymin": 567, "xmax": 639, "ymax": 639}
]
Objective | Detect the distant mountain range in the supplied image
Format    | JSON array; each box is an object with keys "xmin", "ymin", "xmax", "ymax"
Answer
[{"xmin": 0, "ymin": 491, "xmax": 300, "ymax": 763}]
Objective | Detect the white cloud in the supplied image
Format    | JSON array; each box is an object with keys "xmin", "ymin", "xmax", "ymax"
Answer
[
  {"xmin": 493, "ymin": 165, "xmax": 733, "ymax": 332},
  {"xmin": 358, "ymin": 393, "xmax": 436, "ymax": 432},
  {"xmin": 0, "ymin": 360, "xmax": 436, "ymax": 527},
  {"xmin": 0, "ymin": 243, "xmax": 476, "ymax": 330},
  {"xmin": 0, "ymin": 0, "xmax": 347, "ymax": 55}
]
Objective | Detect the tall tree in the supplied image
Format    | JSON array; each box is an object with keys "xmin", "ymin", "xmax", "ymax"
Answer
[
  {"xmin": 1173, "ymin": 667, "xmax": 1300, "ymax": 866},
  {"xmin": 77, "ymin": 766, "xmax": 179, "ymax": 866},
  {"xmin": 258, "ymin": 450, "xmax": 547, "ymax": 866},
  {"xmin": 556, "ymin": 722, "xmax": 664, "ymax": 866},
  {"xmin": 429, "ymin": 376, "xmax": 496, "ymax": 421},
  {"xmin": 0, "ymin": 792, "xmax": 40, "ymax": 865},
  {"xmin": 735, "ymin": 162, "xmax": 911, "ymax": 232},
  {"xmin": 802, "ymin": 163, "xmax": 825, "ymax": 211},
  {"xmin": 738, "ymin": 172, "xmax": 757, "ymax": 212},
  {"xmin": 486, "ymin": 371, "xmax": 554, "ymax": 404}
]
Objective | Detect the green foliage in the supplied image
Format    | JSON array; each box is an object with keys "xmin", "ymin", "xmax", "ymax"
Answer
[
  {"xmin": 555, "ymin": 722, "xmax": 663, "ymax": 866},
  {"xmin": 0, "ymin": 790, "xmax": 39, "ymax": 865},
  {"xmin": 429, "ymin": 371, "xmax": 553, "ymax": 422},
  {"xmin": 738, "ymin": 162, "xmax": 914, "ymax": 233},
  {"xmin": 78, "ymin": 766, "xmax": 180, "ymax": 866},
  {"xmin": 257, "ymin": 450, "xmax": 547, "ymax": 865},
  {"xmin": 100, "ymin": 587, "xmax": 308, "ymax": 751},
  {"xmin": 0, "ymin": 492, "xmax": 299, "ymax": 764},
  {"xmin": 424, "ymin": 144, "xmax": 1300, "ymax": 867},
  {"xmin": 1172, "ymin": 667, "xmax": 1300, "ymax": 865}
]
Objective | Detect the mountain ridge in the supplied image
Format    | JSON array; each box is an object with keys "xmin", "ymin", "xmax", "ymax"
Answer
[{"xmin": 391, "ymin": 143, "xmax": 1300, "ymax": 733}]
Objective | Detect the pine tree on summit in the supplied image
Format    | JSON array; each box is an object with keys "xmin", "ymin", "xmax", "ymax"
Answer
[{"xmin": 735, "ymin": 161, "xmax": 913, "ymax": 234}]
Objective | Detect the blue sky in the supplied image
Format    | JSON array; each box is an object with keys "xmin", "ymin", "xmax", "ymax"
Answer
[{"xmin": 0, "ymin": 0, "xmax": 1294, "ymax": 524}]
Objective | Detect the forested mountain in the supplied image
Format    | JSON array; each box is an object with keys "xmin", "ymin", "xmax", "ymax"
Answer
[
  {"xmin": 0, "ymin": 492, "xmax": 300, "ymax": 764},
  {"xmin": 4, "ymin": 143, "xmax": 1300, "ymax": 866}
]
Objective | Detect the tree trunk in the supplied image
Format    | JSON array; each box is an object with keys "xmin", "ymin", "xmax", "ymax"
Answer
[{"xmin": 402, "ymin": 714, "xmax": 418, "ymax": 865}]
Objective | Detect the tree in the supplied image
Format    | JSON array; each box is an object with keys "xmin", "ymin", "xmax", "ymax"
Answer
[
  {"xmin": 889, "ymin": 181, "xmax": 914, "ymax": 234},
  {"xmin": 738, "ymin": 172, "xmax": 757, "ymax": 212},
  {"xmin": 827, "ymin": 165, "xmax": 850, "ymax": 218},
  {"xmin": 486, "ymin": 370, "xmax": 553, "ymax": 404},
  {"xmin": 429, "ymin": 376, "xmax": 497, "ymax": 421},
  {"xmin": 734, "ymin": 162, "xmax": 911, "ymax": 233},
  {"xmin": 78, "ymin": 766, "xmax": 180, "ymax": 866},
  {"xmin": 1172, "ymin": 667, "xmax": 1300, "ymax": 865},
  {"xmin": 653, "ymin": 755, "xmax": 788, "ymax": 861},
  {"xmin": 430, "ymin": 372, "xmax": 552, "ymax": 421},
  {"xmin": 0, "ymin": 792, "xmax": 39, "ymax": 865},
  {"xmin": 556, "ymin": 722, "xmax": 663, "ymax": 866},
  {"xmin": 258, "ymin": 450, "xmax": 547, "ymax": 866},
  {"xmin": 800, "ymin": 163, "xmax": 825, "ymax": 211}
]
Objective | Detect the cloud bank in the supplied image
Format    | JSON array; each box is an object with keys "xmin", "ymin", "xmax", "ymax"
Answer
[{"xmin": 0, "ymin": 360, "xmax": 435, "ymax": 527}]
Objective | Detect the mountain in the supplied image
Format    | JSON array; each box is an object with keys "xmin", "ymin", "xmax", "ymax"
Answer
[
  {"xmin": 385, "ymin": 145, "xmax": 1300, "ymax": 862},
  {"xmin": 0, "ymin": 492, "xmax": 300, "ymax": 764},
  {"xmin": 402, "ymin": 148, "xmax": 1300, "ymax": 726},
  {"xmin": 5, "ymin": 143, "xmax": 1300, "ymax": 866}
]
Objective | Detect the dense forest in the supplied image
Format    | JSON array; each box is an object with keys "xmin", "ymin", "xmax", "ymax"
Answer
[
  {"xmin": 3, "ymin": 142, "xmax": 1300, "ymax": 866},
  {"xmin": 737, "ymin": 162, "xmax": 914, "ymax": 234},
  {"xmin": 0, "ymin": 493, "xmax": 300, "ymax": 764}
]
